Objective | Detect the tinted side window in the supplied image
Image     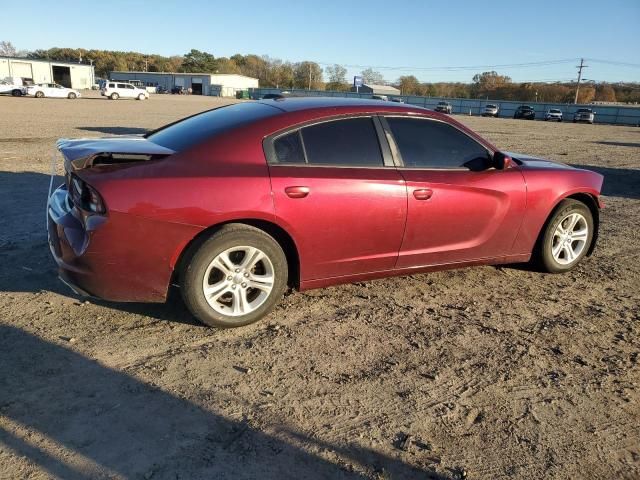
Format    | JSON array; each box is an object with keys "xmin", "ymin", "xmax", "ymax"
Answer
[
  {"xmin": 273, "ymin": 131, "xmax": 305, "ymax": 164},
  {"xmin": 301, "ymin": 118, "xmax": 383, "ymax": 166},
  {"xmin": 387, "ymin": 118, "xmax": 488, "ymax": 169},
  {"xmin": 117, "ymin": 84, "xmax": 127, "ymax": 88}
]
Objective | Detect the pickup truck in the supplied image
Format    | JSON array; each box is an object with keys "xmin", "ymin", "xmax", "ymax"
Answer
[{"xmin": 0, "ymin": 77, "xmax": 28, "ymax": 97}]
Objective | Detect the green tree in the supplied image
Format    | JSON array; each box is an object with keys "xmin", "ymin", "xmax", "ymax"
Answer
[
  {"xmin": 182, "ymin": 49, "xmax": 217, "ymax": 73},
  {"xmin": 397, "ymin": 75, "xmax": 420, "ymax": 95},
  {"xmin": 294, "ymin": 61, "xmax": 323, "ymax": 89}
]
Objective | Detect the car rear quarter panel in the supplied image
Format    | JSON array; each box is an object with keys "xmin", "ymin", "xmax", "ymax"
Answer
[
  {"xmin": 77, "ymin": 130, "xmax": 276, "ymax": 300},
  {"xmin": 512, "ymin": 167, "xmax": 603, "ymax": 254}
]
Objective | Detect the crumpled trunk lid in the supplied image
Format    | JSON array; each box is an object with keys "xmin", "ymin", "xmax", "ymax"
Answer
[{"xmin": 57, "ymin": 136, "xmax": 175, "ymax": 171}]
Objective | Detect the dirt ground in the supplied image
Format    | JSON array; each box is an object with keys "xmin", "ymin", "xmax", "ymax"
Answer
[{"xmin": 0, "ymin": 91, "xmax": 638, "ymax": 480}]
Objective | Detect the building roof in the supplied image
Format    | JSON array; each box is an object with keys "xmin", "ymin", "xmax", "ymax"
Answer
[
  {"xmin": 364, "ymin": 83, "xmax": 400, "ymax": 92},
  {"xmin": 0, "ymin": 55, "xmax": 95, "ymax": 68},
  {"xmin": 110, "ymin": 70, "xmax": 257, "ymax": 80}
]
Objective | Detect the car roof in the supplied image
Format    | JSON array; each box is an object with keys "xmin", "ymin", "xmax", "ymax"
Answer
[{"xmin": 256, "ymin": 96, "xmax": 428, "ymax": 114}]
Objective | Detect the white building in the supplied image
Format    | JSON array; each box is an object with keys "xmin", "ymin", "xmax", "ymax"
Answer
[
  {"xmin": 109, "ymin": 71, "xmax": 259, "ymax": 97},
  {"xmin": 0, "ymin": 56, "xmax": 95, "ymax": 89}
]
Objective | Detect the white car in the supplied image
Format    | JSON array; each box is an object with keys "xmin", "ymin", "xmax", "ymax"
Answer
[
  {"xmin": 545, "ymin": 109, "xmax": 563, "ymax": 122},
  {"xmin": 0, "ymin": 78, "xmax": 28, "ymax": 97},
  {"xmin": 101, "ymin": 81, "xmax": 149, "ymax": 100},
  {"xmin": 28, "ymin": 83, "xmax": 81, "ymax": 99},
  {"xmin": 482, "ymin": 104, "xmax": 499, "ymax": 117}
]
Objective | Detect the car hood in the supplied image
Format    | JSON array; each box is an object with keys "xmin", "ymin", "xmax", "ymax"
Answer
[
  {"xmin": 57, "ymin": 136, "xmax": 175, "ymax": 170},
  {"xmin": 505, "ymin": 151, "xmax": 575, "ymax": 170}
]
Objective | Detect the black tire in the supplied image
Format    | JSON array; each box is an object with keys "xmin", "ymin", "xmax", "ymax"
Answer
[
  {"xmin": 35, "ymin": 91, "xmax": 44, "ymax": 98},
  {"xmin": 536, "ymin": 199, "xmax": 594, "ymax": 273},
  {"xmin": 68, "ymin": 92, "xmax": 76, "ymax": 99},
  {"xmin": 11, "ymin": 89, "xmax": 22, "ymax": 97},
  {"xmin": 110, "ymin": 92, "xmax": 119, "ymax": 100},
  {"xmin": 181, "ymin": 224, "xmax": 288, "ymax": 328}
]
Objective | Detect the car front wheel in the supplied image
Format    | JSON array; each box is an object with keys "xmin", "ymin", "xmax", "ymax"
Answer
[
  {"xmin": 538, "ymin": 199, "xmax": 593, "ymax": 273},
  {"xmin": 137, "ymin": 93, "xmax": 146, "ymax": 100},
  {"xmin": 68, "ymin": 92, "xmax": 76, "ymax": 99},
  {"xmin": 181, "ymin": 225, "xmax": 288, "ymax": 328},
  {"xmin": 110, "ymin": 93, "xmax": 119, "ymax": 100},
  {"xmin": 35, "ymin": 91, "xmax": 44, "ymax": 98}
]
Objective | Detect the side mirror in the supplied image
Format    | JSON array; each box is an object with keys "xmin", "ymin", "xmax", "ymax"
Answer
[{"xmin": 492, "ymin": 151, "xmax": 512, "ymax": 170}]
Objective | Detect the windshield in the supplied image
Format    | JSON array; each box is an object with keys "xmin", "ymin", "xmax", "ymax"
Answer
[
  {"xmin": 147, "ymin": 102, "xmax": 281, "ymax": 152},
  {"xmin": 577, "ymin": 109, "xmax": 592, "ymax": 113},
  {"xmin": 550, "ymin": 109, "xmax": 561, "ymax": 113},
  {"xmin": 486, "ymin": 105, "xmax": 496, "ymax": 108}
]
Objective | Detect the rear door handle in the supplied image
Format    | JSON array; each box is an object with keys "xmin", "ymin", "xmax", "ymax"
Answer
[
  {"xmin": 285, "ymin": 186, "xmax": 310, "ymax": 198},
  {"xmin": 413, "ymin": 188, "xmax": 433, "ymax": 200}
]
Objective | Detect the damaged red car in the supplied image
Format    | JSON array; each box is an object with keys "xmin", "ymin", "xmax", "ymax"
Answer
[{"xmin": 48, "ymin": 98, "xmax": 604, "ymax": 327}]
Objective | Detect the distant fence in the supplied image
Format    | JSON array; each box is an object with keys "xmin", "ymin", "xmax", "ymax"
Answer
[{"xmin": 248, "ymin": 88, "xmax": 640, "ymax": 126}]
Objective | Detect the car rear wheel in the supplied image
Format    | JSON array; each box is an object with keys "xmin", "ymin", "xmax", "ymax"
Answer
[
  {"xmin": 110, "ymin": 93, "xmax": 119, "ymax": 100},
  {"xmin": 181, "ymin": 225, "xmax": 288, "ymax": 328},
  {"xmin": 68, "ymin": 92, "xmax": 76, "ymax": 99},
  {"xmin": 537, "ymin": 199, "xmax": 593, "ymax": 273},
  {"xmin": 35, "ymin": 91, "xmax": 44, "ymax": 98},
  {"xmin": 11, "ymin": 89, "xmax": 22, "ymax": 97}
]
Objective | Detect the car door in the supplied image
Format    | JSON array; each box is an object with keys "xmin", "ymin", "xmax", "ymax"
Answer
[
  {"xmin": 382, "ymin": 116, "xmax": 527, "ymax": 268},
  {"xmin": 266, "ymin": 116, "xmax": 407, "ymax": 281}
]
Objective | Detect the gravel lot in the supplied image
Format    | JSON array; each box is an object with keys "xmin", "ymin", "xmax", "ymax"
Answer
[{"xmin": 1, "ymin": 92, "xmax": 638, "ymax": 480}]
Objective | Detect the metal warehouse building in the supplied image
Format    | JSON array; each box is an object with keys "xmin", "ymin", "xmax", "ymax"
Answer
[
  {"xmin": 0, "ymin": 56, "xmax": 95, "ymax": 89},
  {"xmin": 350, "ymin": 83, "xmax": 401, "ymax": 96},
  {"xmin": 109, "ymin": 71, "xmax": 259, "ymax": 97}
]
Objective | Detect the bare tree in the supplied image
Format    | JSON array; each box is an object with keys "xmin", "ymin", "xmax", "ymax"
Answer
[
  {"xmin": 361, "ymin": 68, "xmax": 385, "ymax": 85},
  {"xmin": 0, "ymin": 41, "xmax": 17, "ymax": 57}
]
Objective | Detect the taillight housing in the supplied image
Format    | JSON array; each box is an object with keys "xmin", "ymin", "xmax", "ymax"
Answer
[{"xmin": 69, "ymin": 174, "xmax": 106, "ymax": 214}]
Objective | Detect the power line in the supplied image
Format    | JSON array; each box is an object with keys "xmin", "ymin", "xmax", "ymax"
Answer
[
  {"xmin": 315, "ymin": 58, "xmax": 577, "ymax": 72},
  {"xmin": 587, "ymin": 58, "xmax": 640, "ymax": 68}
]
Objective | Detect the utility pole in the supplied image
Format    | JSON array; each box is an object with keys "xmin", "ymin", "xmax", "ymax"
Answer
[{"xmin": 574, "ymin": 58, "xmax": 588, "ymax": 104}]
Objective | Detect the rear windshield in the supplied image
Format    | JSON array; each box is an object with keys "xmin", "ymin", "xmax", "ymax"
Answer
[
  {"xmin": 550, "ymin": 109, "xmax": 561, "ymax": 113},
  {"xmin": 486, "ymin": 104, "xmax": 496, "ymax": 108},
  {"xmin": 146, "ymin": 102, "xmax": 280, "ymax": 152},
  {"xmin": 520, "ymin": 106, "xmax": 533, "ymax": 110},
  {"xmin": 577, "ymin": 109, "xmax": 593, "ymax": 113}
]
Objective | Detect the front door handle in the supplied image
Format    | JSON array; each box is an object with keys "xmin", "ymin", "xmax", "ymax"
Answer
[
  {"xmin": 285, "ymin": 186, "xmax": 310, "ymax": 198},
  {"xmin": 413, "ymin": 188, "xmax": 433, "ymax": 200}
]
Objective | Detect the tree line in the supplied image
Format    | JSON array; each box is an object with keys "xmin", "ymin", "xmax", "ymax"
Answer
[{"xmin": 2, "ymin": 41, "xmax": 638, "ymax": 103}]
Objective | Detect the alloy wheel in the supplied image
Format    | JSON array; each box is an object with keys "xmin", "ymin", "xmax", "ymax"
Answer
[
  {"xmin": 551, "ymin": 212, "xmax": 589, "ymax": 265},
  {"xmin": 201, "ymin": 246, "xmax": 275, "ymax": 316}
]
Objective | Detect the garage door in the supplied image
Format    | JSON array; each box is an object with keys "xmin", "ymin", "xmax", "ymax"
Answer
[{"xmin": 11, "ymin": 61, "xmax": 33, "ymax": 79}]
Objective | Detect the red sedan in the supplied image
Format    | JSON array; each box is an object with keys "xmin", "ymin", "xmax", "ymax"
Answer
[{"xmin": 48, "ymin": 98, "xmax": 604, "ymax": 327}]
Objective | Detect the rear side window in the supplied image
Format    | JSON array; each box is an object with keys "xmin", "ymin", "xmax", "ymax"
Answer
[
  {"xmin": 117, "ymin": 83, "xmax": 127, "ymax": 88},
  {"xmin": 273, "ymin": 131, "xmax": 305, "ymax": 164},
  {"xmin": 386, "ymin": 117, "xmax": 489, "ymax": 169},
  {"xmin": 300, "ymin": 117, "xmax": 383, "ymax": 166}
]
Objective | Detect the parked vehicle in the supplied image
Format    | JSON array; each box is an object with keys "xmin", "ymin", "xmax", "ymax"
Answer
[
  {"xmin": 482, "ymin": 104, "xmax": 499, "ymax": 117},
  {"xmin": 0, "ymin": 78, "xmax": 27, "ymax": 96},
  {"xmin": 100, "ymin": 81, "xmax": 149, "ymax": 100},
  {"xmin": 261, "ymin": 93, "xmax": 285, "ymax": 100},
  {"xmin": 27, "ymin": 83, "xmax": 81, "ymax": 99},
  {"xmin": 435, "ymin": 101, "xmax": 452, "ymax": 114},
  {"xmin": 514, "ymin": 105, "xmax": 536, "ymax": 120},
  {"xmin": 371, "ymin": 95, "xmax": 388, "ymax": 101},
  {"xmin": 171, "ymin": 86, "xmax": 186, "ymax": 95},
  {"xmin": 48, "ymin": 98, "xmax": 603, "ymax": 328},
  {"xmin": 389, "ymin": 97, "xmax": 405, "ymax": 103},
  {"xmin": 545, "ymin": 109, "xmax": 563, "ymax": 122},
  {"xmin": 573, "ymin": 108, "xmax": 595, "ymax": 124}
]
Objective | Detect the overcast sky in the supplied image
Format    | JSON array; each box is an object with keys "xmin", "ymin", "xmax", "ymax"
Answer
[{"xmin": 3, "ymin": 0, "xmax": 639, "ymax": 83}]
